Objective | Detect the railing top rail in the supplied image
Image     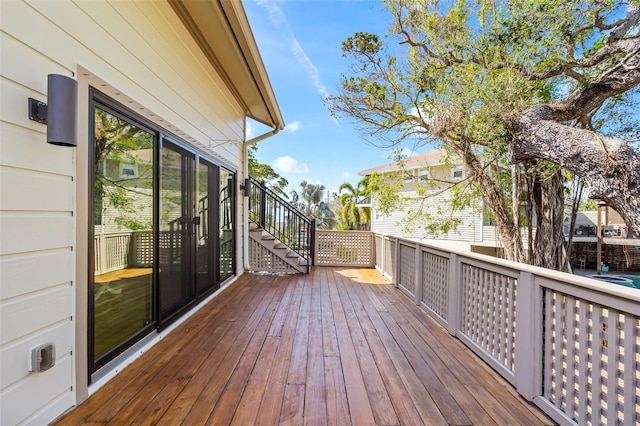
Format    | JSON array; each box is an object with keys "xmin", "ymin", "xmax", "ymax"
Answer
[
  {"xmin": 250, "ymin": 176, "xmax": 312, "ymax": 226},
  {"xmin": 375, "ymin": 232, "xmax": 640, "ymax": 303}
]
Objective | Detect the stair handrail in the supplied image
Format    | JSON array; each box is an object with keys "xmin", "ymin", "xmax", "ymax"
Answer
[{"xmin": 248, "ymin": 177, "xmax": 315, "ymax": 266}]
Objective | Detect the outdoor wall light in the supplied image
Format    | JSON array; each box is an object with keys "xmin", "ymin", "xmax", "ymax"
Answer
[
  {"xmin": 28, "ymin": 74, "xmax": 78, "ymax": 147},
  {"xmin": 240, "ymin": 178, "xmax": 251, "ymax": 197}
]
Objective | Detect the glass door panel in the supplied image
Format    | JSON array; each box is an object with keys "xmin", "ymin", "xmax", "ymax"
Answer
[
  {"xmin": 159, "ymin": 140, "xmax": 195, "ymax": 324},
  {"xmin": 92, "ymin": 107, "xmax": 154, "ymax": 366},
  {"xmin": 196, "ymin": 159, "xmax": 220, "ymax": 297}
]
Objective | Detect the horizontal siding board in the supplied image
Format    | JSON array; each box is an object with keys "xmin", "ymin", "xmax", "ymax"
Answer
[
  {"xmin": 0, "ymin": 214, "xmax": 73, "ymax": 255},
  {"xmin": 0, "ymin": 1, "xmax": 76, "ymax": 74},
  {"xmin": 0, "ymin": 284, "xmax": 73, "ymax": 344},
  {"xmin": 3, "ymin": 1, "xmax": 244, "ymax": 157},
  {"xmin": 0, "ymin": 77, "xmax": 54, "ymax": 134},
  {"xmin": 107, "ymin": 0, "xmax": 241, "ymax": 126},
  {"xmin": 373, "ymin": 195, "xmax": 481, "ymax": 242},
  {"xmin": 0, "ymin": 32, "xmax": 69, "ymax": 95},
  {"xmin": 0, "ymin": 250, "xmax": 73, "ymax": 300},
  {"xmin": 28, "ymin": 0, "xmax": 241, "ymax": 150},
  {"xmin": 0, "ymin": 320, "xmax": 73, "ymax": 389},
  {"xmin": 0, "ymin": 355, "xmax": 73, "ymax": 426},
  {"xmin": 0, "ymin": 123, "xmax": 74, "ymax": 176},
  {"xmin": 0, "ymin": 167, "xmax": 73, "ymax": 212}
]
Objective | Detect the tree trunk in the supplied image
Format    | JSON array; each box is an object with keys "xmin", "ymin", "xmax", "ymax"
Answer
[
  {"xmin": 530, "ymin": 169, "xmax": 566, "ymax": 271},
  {"xmin": 452, "ymin": 141, "xmax": 525, "ymax": 262}
]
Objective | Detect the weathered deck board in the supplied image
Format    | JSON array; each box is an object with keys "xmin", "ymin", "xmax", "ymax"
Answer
[{"xmin": 53, "ymin": 267, "xmax": 553, "ymax": 425}]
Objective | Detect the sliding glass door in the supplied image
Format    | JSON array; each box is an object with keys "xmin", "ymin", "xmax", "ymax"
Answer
[
  {"xmin": 158, "ymin": 139, "xmax": 196, "ymax": 325},
  {"xmin": 196, "ymin": 159, "xmax": 220, "ymax": 296},
  {"xmin": 90, "ymin": 91, "xmax": 237, "ymax": 377},
  {"xmin": 91, "ymin": 104, "xmax": 155, "ymax": 369}
]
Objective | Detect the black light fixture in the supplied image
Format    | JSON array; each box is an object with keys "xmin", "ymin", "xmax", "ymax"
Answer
[
  {"xmin": 28, "ymin": 74, "xmax": 78, "ymax": 147},
  {"xmin": 240, "ymin": 178, "xmax": 251, "ymax": 197}
]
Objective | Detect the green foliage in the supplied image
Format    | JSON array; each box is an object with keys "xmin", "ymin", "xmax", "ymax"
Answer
[
  {"xmin": 337, "ymin": 176, "xmax": 372, "ymax": 229},
  {"xmin": 248, "ymin": 144, "xmax": 289, "ymax": 198},
  {"xmin": 291, "ymin": 180, "xmax": 335, "ymax": 229},
  {"xmin": 94, "ymin": 109, "xmax": 154, "ymax": 231},
  {"xmin": 331, "ymin": 0, "xmax": 638, "ymax": 261}
]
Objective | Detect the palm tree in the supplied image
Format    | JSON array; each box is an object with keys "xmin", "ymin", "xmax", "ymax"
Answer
[
  {"xmin": 338, "ymin": 177, "xmax": 371, "ymax": 230},
  {"xmin": 290, "ymin": 180, "xmax": 334, "ymax": 228}
]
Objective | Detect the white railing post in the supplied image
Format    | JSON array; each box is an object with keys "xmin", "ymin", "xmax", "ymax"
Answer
[
  {"xmin": 514, "ymin": 271, "xmax": 540, "ymax": 401},
  {"xmin": 393, "ymin": 236, "xmax": 399, "ymax": 287},
  {"xmin": 446, "ymin": 253, "xmax": 460, "ymax": 336},
  {"xmin": 415, "ymin": 244, "xmax": 422, "ymax": 305}
]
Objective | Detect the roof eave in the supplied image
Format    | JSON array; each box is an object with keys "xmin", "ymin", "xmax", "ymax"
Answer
[{"xmin": 170, "ymin": 0, "xmax": 284, "ymax": 134}]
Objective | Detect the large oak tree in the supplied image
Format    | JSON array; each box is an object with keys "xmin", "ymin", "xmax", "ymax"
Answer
[{"xmin": 331, "ymin": 0, "xmax": 639, "ymax": 269}]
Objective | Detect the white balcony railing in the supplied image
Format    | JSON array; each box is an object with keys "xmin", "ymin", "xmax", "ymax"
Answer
[
  {"xmin": 373, "ymin": 233, "xmax": 640, "ymax": 426},
  {"xmin": 94, "ymin": 231, "xmax": 153, "ymax": 275}
]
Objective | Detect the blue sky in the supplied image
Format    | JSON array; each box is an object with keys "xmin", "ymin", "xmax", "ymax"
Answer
[
  {"xmin": 243, "ymin": 0, "xmax": 420, "ymax": 197},
  {"xmin": 244, "ymin": 0, "xmax": 639, "ymax": 199}
]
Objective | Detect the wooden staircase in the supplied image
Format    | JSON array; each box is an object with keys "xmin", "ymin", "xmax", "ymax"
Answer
[
  {"xmin": 246, "ymin": 178, "xmax": 315, "ymax": 274},
  {"xmin": 248, "ymin": 221, "xmax": 309, "ymax": 273}
]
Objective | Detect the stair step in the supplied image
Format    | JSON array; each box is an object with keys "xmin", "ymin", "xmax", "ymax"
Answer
[
  {"xmin": 286, "ymin": 251, "xmax": 299, "ymax": 258},
  {"xmin": 274, "ymin": 242, "xmax": 287, "ymax": 249}
]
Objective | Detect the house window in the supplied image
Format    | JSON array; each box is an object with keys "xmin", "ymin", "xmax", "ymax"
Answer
[
  {"xmin": 452, "ymin": 166, "xmax": 465, "ymax": 180},
  {"xmin": 419, "ymin": 169, "xmax": 431, "ymax": 181},
  {"xmin": 119, "ymin": 162, "xmax": 138, "ymax": 178},
  {"xmin": 403, "ymin": 170, "xmax": 415, "ymax": 182}
]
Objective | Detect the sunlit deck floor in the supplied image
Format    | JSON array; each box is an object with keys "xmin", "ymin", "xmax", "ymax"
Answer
[{"xmin": 55, "ymin": 267, "xmax": 552, "ymax": 425}]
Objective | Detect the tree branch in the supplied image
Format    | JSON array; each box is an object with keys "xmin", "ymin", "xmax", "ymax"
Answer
[{"xmin": 510, "ymin": 114, "xmax": 640, "ymax": 233}]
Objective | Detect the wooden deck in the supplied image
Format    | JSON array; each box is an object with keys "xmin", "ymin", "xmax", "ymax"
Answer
[{"xmin": 54, "ymin": 267, "xmax": 552, "ymax": 425}]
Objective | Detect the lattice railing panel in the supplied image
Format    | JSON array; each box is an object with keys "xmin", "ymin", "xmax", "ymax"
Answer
[
  {"xmin": 248, "ymin": 239, "xmax": 297, "ymax": 272},
  {"xmin": 421, "ymin": 250, "xmax": 449, "ymax": 321},
  {"xmin": 315, "ymin": 231, "xmax": 374, "ymax": 266},
  {"xmin": 398, "ymin": 243, "xmax": 416, "ymax": 296},
  {"xmin": 461, "ymin": 263, "xmax": 517, "ymax": 373},
  {"xmin": 543, "ymin": 290, "xmax": 640, "ymax": 425},
  {"xmin": 131, "ymin": 231, "xmax": 153, "ymax": 267}
]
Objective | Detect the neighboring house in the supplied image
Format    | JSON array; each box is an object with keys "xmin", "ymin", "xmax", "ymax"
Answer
[
  {"xmin": 566, "ymin": 208, "xmax": 640, "ymax": 271},
  {"xmin": 359, "ymin": 149, "xmax": 512, "ymax": 256},
  {"xmin": 0, "ymin": 1, "xmax": 283, "ymax": 424}
]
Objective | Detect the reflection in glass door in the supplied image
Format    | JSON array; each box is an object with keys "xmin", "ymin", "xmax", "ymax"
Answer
[
  {"xmin": 196, "ymin": 159, "xmax": 220, "ymax": 296},
  {"xmin": 159, "ymin": 140, "xmax": 195, "ymax": 325},
  {"xmin": 91, "ymin": 105, "xmax": 154, "ymax": 369},
  {"xmin": 219, "ymin": 170, "xmax": 235, "ymax": 281}
]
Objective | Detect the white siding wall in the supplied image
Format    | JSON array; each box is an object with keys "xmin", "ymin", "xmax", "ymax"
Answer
[
  {"xmin": 371, "ymin": 190, "xmax": 482, "ymax": 248},
  {"xmin": 1, "ymin": 1, "xmax": 248, "ymax": 424}
]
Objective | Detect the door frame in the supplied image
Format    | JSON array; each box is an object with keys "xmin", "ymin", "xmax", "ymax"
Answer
[{"xmin": 87, "ymin": 89, "xmax": 238, "ymax": 380}]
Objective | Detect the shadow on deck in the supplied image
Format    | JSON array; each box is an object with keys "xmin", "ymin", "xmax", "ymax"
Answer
[{"xmin": 54, "ymin": 267, "xmax": 551, "ymax": 425}]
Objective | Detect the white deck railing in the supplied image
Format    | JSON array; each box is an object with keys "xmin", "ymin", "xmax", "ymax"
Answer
[
  {"xmin": 314, "ymin": 230, "xmax": 375, "ymax": 267},
  {"xmin": 374, "ymin": 233, "xmax": 640, "ymax": 426},
  {"xmin": 94, "ymin": 231, "xmax": 153, "ymax": 275}
]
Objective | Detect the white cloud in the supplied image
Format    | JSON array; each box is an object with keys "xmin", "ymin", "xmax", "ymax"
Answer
[
  {"xmin": 400, "ymin": 147, "xmax": 414, "ymax": 158},
  {"xmin": 255, "ymin": 0, "xmax": 329, "ymax": 102},
  {"xmin": 274, "ymin": 156, "xmax": 310, "ymax": 173},
  {"xmin": 291, "ymin": 38, "xmax": 329, "ymax": 100},
  {"xmin": 246, "ymin": 121, "xmax": 255, "ymax": 139},
  {"xmin": 285, "ymin": 121, "xmax": 303, "ymax": 132},
  {"xmin": 341, "ymin": 171, "xmax": 350, "ymax": 179},
  {"xmin": 255, "ymin": 0, "xmax": 287, "ymax": 27},
  {"xmin": 385, "ymin": 147, "xmax": 414, "ymax": 161}
]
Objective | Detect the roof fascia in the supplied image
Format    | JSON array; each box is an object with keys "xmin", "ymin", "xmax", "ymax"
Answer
[{"xmin": 169, "ymin": 0, "xmax": 284, "ymax": 134}]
